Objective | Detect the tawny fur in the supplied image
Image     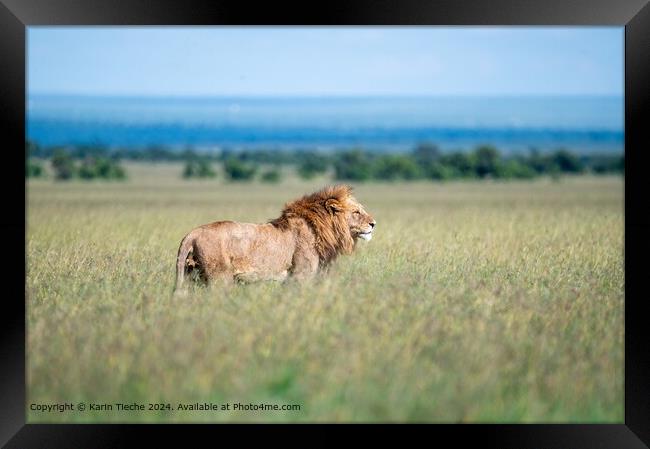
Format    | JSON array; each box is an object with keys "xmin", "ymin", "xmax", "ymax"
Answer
[{"xmin": 173, "ymin": 185, "xmax": 375, "ymax": 294}]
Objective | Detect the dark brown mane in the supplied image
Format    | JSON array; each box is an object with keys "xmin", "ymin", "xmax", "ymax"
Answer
[{"xmin": 270, "ymin": 185, "xmax": 356, "ymax": 263}]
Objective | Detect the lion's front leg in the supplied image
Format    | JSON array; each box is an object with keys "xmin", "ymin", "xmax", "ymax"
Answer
[{"xmin": 289, "ymin": 249, "xmax": 319, "ymax": 281}]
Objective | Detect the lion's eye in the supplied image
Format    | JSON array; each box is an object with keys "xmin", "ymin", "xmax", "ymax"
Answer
[{"xmin": 353, "ymin": 211, "xmax": 360, "ymax": 216}]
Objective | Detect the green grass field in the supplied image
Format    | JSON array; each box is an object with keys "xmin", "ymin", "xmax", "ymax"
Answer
[{"xmin": 26, "ymin": 163, "xmax": 624, "ymax": 422}]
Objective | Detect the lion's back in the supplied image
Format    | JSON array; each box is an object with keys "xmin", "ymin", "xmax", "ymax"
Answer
[{"xmin": 191, "ymin": 221, "xmax": 295, "ymax": 275}]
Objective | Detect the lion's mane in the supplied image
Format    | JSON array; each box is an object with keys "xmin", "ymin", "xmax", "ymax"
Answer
[{"xmin": 270, "ymin": 185, "xmax": 355, "ymax": 263}]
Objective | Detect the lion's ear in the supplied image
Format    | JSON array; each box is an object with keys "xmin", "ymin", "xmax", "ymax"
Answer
[{"xmin": 325, "ymin": 198, "xmax": 343, "ymax": 214}]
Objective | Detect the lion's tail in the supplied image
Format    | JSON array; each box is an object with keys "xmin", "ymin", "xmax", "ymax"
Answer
[{"xmin": 173, "ymin": 233, "xmax": 195, "ymax": 297}]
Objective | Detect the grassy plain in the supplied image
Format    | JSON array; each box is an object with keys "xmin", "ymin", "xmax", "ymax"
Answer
[{"xmin": 26, "ymin": 163, "xmax": 624, "ymax": 422}]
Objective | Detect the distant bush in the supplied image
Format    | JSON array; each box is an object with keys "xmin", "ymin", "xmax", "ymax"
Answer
[
  {"xmin": 474, "ymin": 145, "xmax": 500, "ymax": 178},
  {"xmin": 439, "ymin": 152, "xmax": 476, "ymax": 179},
  {"xmin": 526, "ymin": 148, "xmax": 553, "ymax": 174},
  {"xmin": 49, "ymin": 150, "xmax": 127, "ymax": 181},
  {"xmin": 223, "ymin": 158, "xmax": 257, "ymax": 181},
  {"xmin": 297, "ymin": 152, "xmax": 330, "ymax": 179},
  {"xmin": 26, "ymin": 158, "xmax": 44, "ymax": 178},
  {"xmin": 583, "ymin": 154, "xmax": 624, "ymax": 174},
  {"xmin": 78, "ymin": 159, "xmax": 96, "ymax": 179},
  {"xmin": 79, "ymin": 157, "xmax": 127, "ymax": 180},
  {"xmin": 425, "ymin": 162, "xmax": 456, "ymax": 180},
  {"xmin": 413, "ymin": 143, "xmax": 454, "ymax": 180},
  {"xmin": 100, "ymin": 158, "xmax": 126, "ymax": 180},
  {"xmin": 334, "ymin": 150, "xmax": 374, "ymax": 181},
  {"xmin": 183, "ymin": 159, "xmax": 216, "ymax": 179},
  {"xmin": 372, "ymin": 154, "xmax": 422, "ymax": 180},
  {"xmin": 550, "ymin": 149, "xmax": 583, "ymax": 173},
  {"xmin": 260, "ymin": 169, "xmax": 282, "ymax": 183},
  {"xmin": 51, "ymin": 149, "xmax": 76, "ymax": 180},
  {"xmin": 495, "ymin": 159, "xmax": 536, "ymax": 179}
]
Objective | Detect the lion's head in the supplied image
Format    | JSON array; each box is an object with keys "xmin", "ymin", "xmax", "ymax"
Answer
[
  {"xmin": 344, "ymin": 192, "xmax": 376, "ymax": 242},
  {"xmin": 271, "ymin": 185, "xmax": 376, "ymax": 263}
]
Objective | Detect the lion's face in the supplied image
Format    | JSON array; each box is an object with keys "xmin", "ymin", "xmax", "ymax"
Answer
[
  {"xmin": 345, "ymin": 198, "xmax": 376, "ymax": 242},
  {"xmin": 279, "ymin": 185, "xmax": 375, "ymax": 261}
]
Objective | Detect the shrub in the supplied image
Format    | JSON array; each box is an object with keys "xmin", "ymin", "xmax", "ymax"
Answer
[
  {"xmin": 100, "ymin": 158, "xmax": 126, "ymax": 179},
  {"xmin": 51, "ymin": 149, "xmax": 76, "ymax": 180},
  {"xmin": 26, "ymin": 159, "xmax": 44, "ymax": 178},
  {"xmin": 78, "ymin": 158, "xmax": 97, "ymax": 179},
  {"xmin": 182, "ymin": 162, "xmax": 195, "ymax": 178},
  {"xmin": 551, "ymin": 149, "xmax": 583, "ymax": 173},
  {"xmin": 297, "ymin": 152, "xmax": 330, "ymax": 179},
  {"xmin": 79, "ymin": 157, "xmax": 127, "ymax": 180},
  {"xmin": 183, "ymin": 159, "xmax": 216, "ymax": 179},
  {"xmin": 495, "ymin": 159, "xmax": 536, "ymax": 179},
  {"xmin": 260, "ymin": 169, "xmax": 281, "ymax": 183},
  {"xmin": 196, "ymin": 161, "xmax": 216, "ymax": 178},
  {"xmin": 440, "ymin": 152, "xmax": 476, "ymax": 178},
  {"xmin": 333, "ymin": 150, "xmax": 373, "ymax": 181},
  {"xmin": 525, "ymin": 148, "xmax": 552, "ymax": 174},
  {"xmin": 425, "ymin": 162, "xmax": 456, "ymax": 180},
  {"xmin": 223, "ymin": 158, "xmax": 257, "ymax": 181},
  {"xmin": 474, "ymin": 145, "xmax": 500, "ymax": 178},
  {"xmin": 586, "ymin": 154, "xmax": 624, "ymax": 174},
  {"xmin": 372, "ymin": 155, "xmax": 422, "ymax": 180}
]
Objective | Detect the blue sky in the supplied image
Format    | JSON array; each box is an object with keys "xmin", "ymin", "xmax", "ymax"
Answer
[{"xmin": 27, "ymin": 27, "xmax": 623, "ymax": 97}]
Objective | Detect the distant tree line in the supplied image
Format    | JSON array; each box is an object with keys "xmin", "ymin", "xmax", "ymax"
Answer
[
  {"xmin": 330, "ymin": 144, "xmax": 622, "ymax": 181},
  {"xmin": 26, "ymin": 140, "xmax": 623, "ymax": 182},
  {"xmin": 26, "ymin": 142, "xmax": 126, "ymax": 180}
]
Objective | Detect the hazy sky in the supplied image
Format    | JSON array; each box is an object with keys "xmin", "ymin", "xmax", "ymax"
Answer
[{"xmin": 28, "ymin": 27, "xmax": 623, "ymax": 97}]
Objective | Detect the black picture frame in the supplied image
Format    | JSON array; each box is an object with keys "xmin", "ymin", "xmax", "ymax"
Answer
[{"xmin": 3, "ymin": 0, "xmax": 649, "ymax": 446}]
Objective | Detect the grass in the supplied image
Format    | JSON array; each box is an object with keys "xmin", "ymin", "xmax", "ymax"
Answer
[{"xmin": 26, "ymin": 163, "xmax": 624, "ymax": 422}]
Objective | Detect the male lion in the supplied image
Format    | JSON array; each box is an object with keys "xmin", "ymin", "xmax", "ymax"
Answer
[{"xmin": 173, "ymin": 185, "xmax": 375, "ymax": 294}]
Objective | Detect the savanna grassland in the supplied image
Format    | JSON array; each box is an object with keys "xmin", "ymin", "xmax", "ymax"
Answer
[{"xmin": 26, "ymin": 163, "xmax": 624, "ymax": 423}]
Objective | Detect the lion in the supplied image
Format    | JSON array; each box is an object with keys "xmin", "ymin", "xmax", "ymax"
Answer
[{"xmin": 173, "ymin": 184, "xmax": 376, "ymax": 294}]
